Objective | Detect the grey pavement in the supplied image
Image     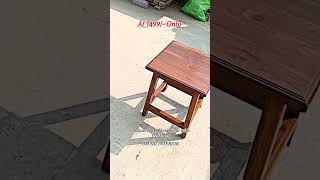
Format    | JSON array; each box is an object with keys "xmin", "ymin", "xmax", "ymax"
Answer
[
  {"xmin": 0, "ymin": 100, "xmax": 108, "ymax": 180},
  {"xmin": 0, "ymin": 0, "xmax": 108, "ymax": 179}
]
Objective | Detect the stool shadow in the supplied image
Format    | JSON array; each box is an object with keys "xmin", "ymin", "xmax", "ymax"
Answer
[
  {"xmin": 210, "ymin": 128, "xmax": 252, "ymax": 180},
  {"xmin": 110, "ymin": 92, "xmax": 188, "ymax": 155}
]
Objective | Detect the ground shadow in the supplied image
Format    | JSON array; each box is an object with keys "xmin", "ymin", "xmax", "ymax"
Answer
[
  {"xmin": 110, "ymin": 92, "xmax": 188, "ymax": 155},
  {"xmin": 109, "ymin": 91, "xmax": 252, "ymax": 179},
  {"xmin": 0, "ymin": 99, "xmax": 108, "ymax": 180},
  {"xmin": 211, "ymin": 128, "xmax": 252, "ymax": 180}
]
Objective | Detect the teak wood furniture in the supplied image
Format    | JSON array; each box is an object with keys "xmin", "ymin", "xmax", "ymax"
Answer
[
  {"xmin": 142, "ymin": 40, "xmax": 210, "ymax": 138},
  {"xmin": 212, "ymin": 0, "xmax": 320, "ymax": 179}
]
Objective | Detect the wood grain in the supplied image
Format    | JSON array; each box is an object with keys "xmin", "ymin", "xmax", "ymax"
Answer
[
  {"xmin": 211, "ymin": 1, "xmax": 320, "ymax": 178},
  {"xmin": 264, "ymin": 117, "xmax": 297, "ymax": 179},
  {"xmin": 147, "ymin": 41, "xmax": 210, "ymax": 97},
  {"xmin": 243, "ymin": 98, "xmax": 287, "ymax": 180},
  {"xmin": 148, "ymin": 104, "xmax": 185, "ymax": 128},
  {"xmin": 143, "ymin": 41, "xmax": 209, "ymax": 139},
  {"xmin": 211, "ymin": 0, "xmax": 320, "ymax": 107},
  {"xmin": 142, "ymin": 73, "xmax": 159, "ymax": 116}
]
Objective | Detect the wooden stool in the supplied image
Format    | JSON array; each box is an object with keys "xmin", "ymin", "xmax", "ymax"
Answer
[{"xmin": 142, "ymin": 41, "xmax": 210, "ymax": 138}]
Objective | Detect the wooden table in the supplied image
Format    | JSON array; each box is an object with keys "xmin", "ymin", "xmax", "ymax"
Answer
[
  {"xmin": 212, "ymin": 0, "xmax": 320, "ymax": 179},
  {"xmin": 142, "ymin": 41, "xmax": 210, "ymax": 138}
]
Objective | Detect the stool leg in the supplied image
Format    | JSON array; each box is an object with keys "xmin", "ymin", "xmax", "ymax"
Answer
[
  {"xmin": 162, "ymin": 81, "xmax": 168, "ymax": 92},
  {"xmin": 180, "ymin": 128, "xmax": 188, "ymax": 139},
  {"xmin": 181, "ymin": 93, "xmax": 200, "ymax": 138},
  {"xmin": 199, "ymin": 96, "xmax": 204, "ymax": 108},
  {"xmin": 142, "ymin": 73, "xmax": 159, "ymax": 116}
]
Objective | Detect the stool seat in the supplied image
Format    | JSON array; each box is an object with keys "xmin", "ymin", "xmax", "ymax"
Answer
[{"xmin": 146, "ymin": 41, "xmax": 210, "ymax": 97}]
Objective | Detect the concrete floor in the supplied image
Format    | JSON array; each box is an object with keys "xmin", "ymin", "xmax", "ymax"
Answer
[
  {"xmin": 1, "ymin": 0, "xmax": 319, "ymax": 179},
  {"xmin": 110, "ymin": 1, "xmax": 210, "ymax": 179},
  {"xmin": 111, "ymin": 1, "xmax": 320, "ymax": 180},
  {"xmin": 0, "ymin": 0, "xmax": 108, "ymax": 179}
]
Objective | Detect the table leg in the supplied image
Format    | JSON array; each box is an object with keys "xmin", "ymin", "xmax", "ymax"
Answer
[
  {"xmin": 142, "ymin": 73, "xmax": 159, "ymax": 116},
  {"xmin": 102, "ymin": 141, "xmax": 110, "ymax": 173},
  {"xmin": 181, "ymin": 93, "xmax": 200, "ymax": 138},
  {"xmin": 243, "ymin": 98, "xmax": 287, "ymax": 180},
  {"xmin": 264, "ymin": 117, "xmax": 297, "ymax": 179},
  {"xmin": 285, "ymin": 113, "xmax": 299, "ymax": 147},
  {"xmin": 287, "ymin": 128, "xmax": 296, "ymax": 147}
]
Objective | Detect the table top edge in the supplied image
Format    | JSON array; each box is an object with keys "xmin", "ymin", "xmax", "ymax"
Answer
[{"xmin": 211, "ymin": 55, "xmax": 312, "ymax": 106}]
